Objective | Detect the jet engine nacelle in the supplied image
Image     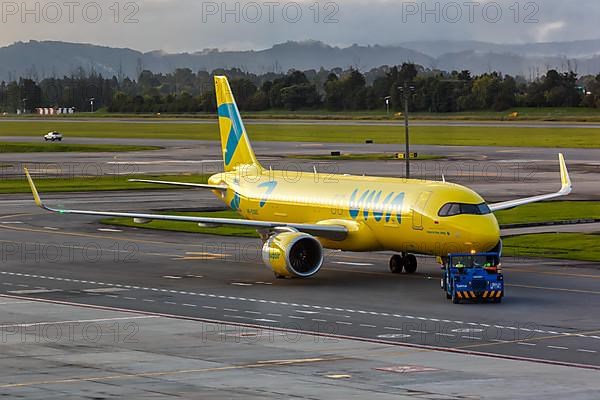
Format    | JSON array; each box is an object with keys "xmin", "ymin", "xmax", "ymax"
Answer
[{"xmin": 262, "ymin": 231, "xmax": 324, "ymax": 278}]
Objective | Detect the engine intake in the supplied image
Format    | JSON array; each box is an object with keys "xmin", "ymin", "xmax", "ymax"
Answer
[{"xmin": 262, "ymin": 231, "xmax": 324, "ymax": 278}]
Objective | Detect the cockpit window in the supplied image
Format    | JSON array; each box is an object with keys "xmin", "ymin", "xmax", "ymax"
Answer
[{"xmin": 438, "ymin": 202, "xmax": 491, "ymax": 217}]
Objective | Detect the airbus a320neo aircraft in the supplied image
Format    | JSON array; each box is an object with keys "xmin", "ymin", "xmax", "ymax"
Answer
[{"xmin": 25, "ymin": 76, "xmax": 573, "ymax": 279}]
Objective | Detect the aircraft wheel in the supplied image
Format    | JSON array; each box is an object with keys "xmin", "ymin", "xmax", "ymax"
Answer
[
  {"xmin": 389, "ymin": 254, "xmax": 404, "ymax": 274},
  {"xmin": 404, "ymin": 254, "xmax": 418, "ymax": 274}
]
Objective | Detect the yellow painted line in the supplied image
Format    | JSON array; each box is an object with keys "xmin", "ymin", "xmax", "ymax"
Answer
[
  {"xmin": 3, "ymin": 215, "xmax": 598, "ymax": 290},
  {"xmin": 0, "ymin": 239, "xmax": 182, "ymax": 260},
  {"xmin": 325, "ymin": 374, "xmax": 352, "ymax": 379},
  {"xmin": 186, "ymin": 252, "xmax": 229, "ymax": 257},
  {"xmin": 0, "ymin": 357, "xmax": 341, "ymax": 389},
  {"xmin": 175, "ymin": 256, "xmax": 224, "ymax": 261}
]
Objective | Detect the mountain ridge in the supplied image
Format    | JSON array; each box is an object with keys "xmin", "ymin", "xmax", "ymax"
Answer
[{"xmin": 2, "ymin": 39, "xmax": 600, "ymax": 81}]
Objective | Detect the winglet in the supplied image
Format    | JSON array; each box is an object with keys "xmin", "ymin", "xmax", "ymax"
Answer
[
  {"xmin": 558, "ymin": 153, "xmax": 572, "ymax": 195},
  {"xmin": 24, "ymin": 167, "xmax": 43, "ymax": 208}
]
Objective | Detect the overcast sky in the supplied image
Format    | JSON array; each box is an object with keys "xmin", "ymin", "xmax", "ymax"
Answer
[{"xmin": 0, "ymin": 0, "xmax": 598, "ymax": 52}]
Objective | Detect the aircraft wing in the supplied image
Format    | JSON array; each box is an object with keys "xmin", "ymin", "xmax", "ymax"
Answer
[
  {"xmin": 24, "ymin": 169, "xmax": 347, "ymax": 241},
  {"xmin": 489, "ymin": 153, "xmax": 572, "ymax": 212},
  {"xmin": 128, "ymin": 179, "xmax": 228, "ymax": 191}
]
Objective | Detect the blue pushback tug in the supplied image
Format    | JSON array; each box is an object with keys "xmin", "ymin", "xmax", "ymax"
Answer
[{"xmin": 441, "ymin": 253, "xmax": 504, "ymax": 304}]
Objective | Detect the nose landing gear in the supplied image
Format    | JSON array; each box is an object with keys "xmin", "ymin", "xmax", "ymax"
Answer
[{"xmin": 389, "ymin": 253, "xmax": 418, "ymax": 274}]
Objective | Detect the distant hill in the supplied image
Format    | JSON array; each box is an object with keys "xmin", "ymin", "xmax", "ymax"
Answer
[{"xmin": 2, "ymin": 39, "xmax": 600, "ymax": 81}]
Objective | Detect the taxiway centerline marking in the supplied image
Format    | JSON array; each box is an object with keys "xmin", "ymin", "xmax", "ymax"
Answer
[{"xmin": 1, "ymin": 270, "xmax": 599, "ymax": 341}]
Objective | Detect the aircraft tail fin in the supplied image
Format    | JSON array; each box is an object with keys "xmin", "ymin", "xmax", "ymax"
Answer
[{"xmin": 215, "ymin": 76, "xmax": 262, "ymax": 172}]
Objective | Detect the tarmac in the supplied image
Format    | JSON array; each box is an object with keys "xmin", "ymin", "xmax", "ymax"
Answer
[{"xmin": 0, "ymin": 128, "xmax": 599, "ymax": 398}]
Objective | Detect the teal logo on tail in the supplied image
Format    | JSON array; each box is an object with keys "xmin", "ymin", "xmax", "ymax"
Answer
[{"xmin": 218, "ymin": 103, "xmax": 245, "ymax": 167}]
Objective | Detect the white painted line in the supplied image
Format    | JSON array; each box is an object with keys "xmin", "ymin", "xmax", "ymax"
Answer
[
  {"xmin": 517, "ymin": 342, "xmax": 536, "ymax": 346},
  {"xmin": 377, "ymin": 333, "xmax": 411, "ymax": 339},
  {"xmin": 289, "ymin": 316, "xmax": 304, "ymax": 320},
  {"xmin": 245, "ymin": 311, "xmax": 261, "ymax": 315},
  {"xmin": 255, "ymin": 318, "xmax": 278, "ymax": 323},
  {"xmin": 312, "ymin": 319, "xmax": 327, "ymax": 322},
  {"xmin": 202, "ymin": 305, "xmax": 216, "ymax": 310},
  {"xmin": 0, "ymin": 221, "xmax": 23, "ymax": 224},
  {"xmin": 98, "ymin": 228, "xmax": 123, "ymax": 233},
  {"xmin": 360, "ymin": 324, "xmax": 376, "ymax": 328},
  {"xmin": 547, "ymin": 346, "xmax": 568, "ymax": 350},
  {"xmin": 43, "ymin": 227, "xmax": 59, "ymax": 231},
  {"xmin": 435, "ymin": 333, "xmax": 455, "ymax": 337},
  {"xmin": 577, "ymin": 349, "xmax": 597, "ymax": 353},
  {"xmin": 0, "ymin": 316, "xmax": 158, "ymax": 329},
  {"xmin": 1, "ymin": 270, "xmax": 583, "ymax": 340},
  {"xmin": 295, "ymin": 310, "xmax": 319, "ymax": 315},
  {"xmin": 224, "ymin": 308, "xmax": 239, "ymax": 312},
  {"xmin": 84, "ymin": 288, "xmax": 129, "ymax": 294},
  {"xmin": 452, "ymin": 328, "xmax": 484, "ymax": 333},
  {"xmin": 183, "ymin": 304, "xmax": 197, "ymax": 308},
  {"xmin": 462, "ymin": 336, "xmax": 482, "ymax": 340},
  {"xmin": 336, "ymin": 321, "xmax": 352, "ymax": 326},
  {"xmin": 384, "ymin": 327, "xmax": 404, "ymax": 331},
  {"xmin": 410, "ymin": 330, "xmax": 428, "ymax": 334},
  {"xmin": 162, "ymin": 276, "xmax": 182, "ymax": 280},
  {"xmin": 331, "ymin": 261, "xmax": 374, "ymax": 267},
  {"xmin": 143, "ymin": 299, "xmax": 155, "ymax": 303},
  {"xmin": 7, "ymin": 289, "xmax": 61, "ymax": 295}
]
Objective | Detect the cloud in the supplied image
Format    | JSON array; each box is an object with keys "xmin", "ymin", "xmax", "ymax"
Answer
[
  {"xmin": 534, "ymin": 21, "xmax": 566, "ymax": 42},
  {"xmin": 0, "ymin": 0, "xmax": 596, "ymax": 51}
]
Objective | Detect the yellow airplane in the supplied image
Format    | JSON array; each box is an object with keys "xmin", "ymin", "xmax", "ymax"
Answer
[{"xmin": 25, "ymin": 76, "xmax": 573, "ymax": 279}]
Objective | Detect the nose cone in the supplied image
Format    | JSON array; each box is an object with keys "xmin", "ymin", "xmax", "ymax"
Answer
[{"xmin": 455, "ymin": 215, "xmax": 501, "ymax": 253}]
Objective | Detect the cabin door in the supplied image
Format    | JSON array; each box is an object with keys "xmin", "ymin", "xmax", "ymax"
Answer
[{"xmin": 412, "ymin": 191, "xmax": 432, "ymax": 230}]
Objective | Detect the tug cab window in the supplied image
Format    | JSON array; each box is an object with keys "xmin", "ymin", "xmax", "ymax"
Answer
[{"xmin": 438, "ymin": 203, "xmax": 491, "ymax": 217}]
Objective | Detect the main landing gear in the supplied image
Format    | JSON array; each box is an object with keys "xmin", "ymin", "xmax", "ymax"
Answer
[{"xmin": 389, "ymin": 253, "xmax": 418, "ymax": 274}]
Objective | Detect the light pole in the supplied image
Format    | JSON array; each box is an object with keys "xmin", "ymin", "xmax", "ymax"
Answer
[
  {"xmin": 22, "ymin": 98, "xmax": 28, "ymax": 114},
  {"xmin": 89, "ymin": 98, "xmax": 96, "ymax": 113},
  {"xmin": 384, "ymin": 96, "xmax": 391, "ymax": 116},
  {"xmin": 398, "ymin": 83, "xmax": 415, "ymax": 179}
]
